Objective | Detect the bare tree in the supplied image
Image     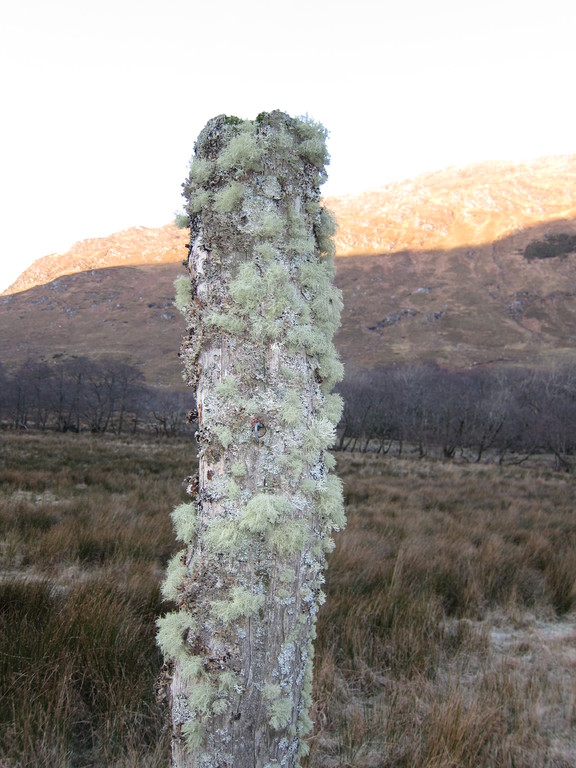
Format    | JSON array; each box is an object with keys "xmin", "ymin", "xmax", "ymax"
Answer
[{"xmin": 156, "ymin": 112, "xmax": 345, "ymax": 767}]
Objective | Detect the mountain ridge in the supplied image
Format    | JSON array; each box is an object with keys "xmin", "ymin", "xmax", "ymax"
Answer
[
  {"xmin": 5, "ymin": 154, "xmax": 576, "ymax": 296},
  {"xmin": 2, "ymin": 154, "xmax": 576, "ymax": 382}
]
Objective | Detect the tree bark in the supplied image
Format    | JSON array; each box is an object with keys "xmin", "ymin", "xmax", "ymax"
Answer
[{"xmin": 157, "ymin": 112, "xmax": 345, "ymax": 767}]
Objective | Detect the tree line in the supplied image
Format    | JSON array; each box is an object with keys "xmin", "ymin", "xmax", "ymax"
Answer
[
  {"xmin": 5, "ymin": 356, "xmax": 576, "ymax": 468},
  {"xmin": 0, "ymin": 357, "xmax": 191, "ymax": 436},
  {"xmin": 336, "ymin": 362, "xmax": 576, "ymax": 470}
]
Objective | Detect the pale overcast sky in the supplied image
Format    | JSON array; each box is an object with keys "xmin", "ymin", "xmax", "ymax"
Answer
[{"xmin": 1, "ymin": 0, "xmax": 575, "ymax": 291}]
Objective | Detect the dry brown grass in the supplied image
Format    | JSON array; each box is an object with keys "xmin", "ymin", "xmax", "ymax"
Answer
[
  {"xmin": 306, "ymin": 454, "xmax": 576, "ymax": 767},
  {"xmin": 0, "ymin": 434, "xmax": 575, "ymax": 766}
]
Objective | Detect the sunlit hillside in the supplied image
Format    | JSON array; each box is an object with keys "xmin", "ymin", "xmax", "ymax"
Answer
[{"xmin": 2, "ymin": 155, "xmax": 576, "ymax": 377}]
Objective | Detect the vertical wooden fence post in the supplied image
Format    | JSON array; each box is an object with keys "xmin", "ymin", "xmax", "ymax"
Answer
[{"xmin": 157, "ymin": 111, "xmax": 345, "ymax": 768}]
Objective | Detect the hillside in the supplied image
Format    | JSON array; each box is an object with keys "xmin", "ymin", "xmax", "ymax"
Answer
[{"xmin": 2, "ymin": 155, "xmax": 576, "ymax": 381}]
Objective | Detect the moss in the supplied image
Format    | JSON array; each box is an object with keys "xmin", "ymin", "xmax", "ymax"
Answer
[
  {"xmin": 211, "ymin": 585, "xmax": 265, "ymax": 623},
  {"xmin": 171, "ymin": 502, "xmax": 197, "ymax": 543}
]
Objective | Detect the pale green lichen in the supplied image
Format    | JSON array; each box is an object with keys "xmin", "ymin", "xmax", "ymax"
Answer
[
  {"xmin": 189, "ymin": 189, "xmax": 210, "ymax": 214},
  {"xmin": 213, "ymin": 182, "xmax": 245, "ymax": 213},
  {"xmin": 267, "ymin": 519, "xmax": 308, "ymax": 556},
  {"xmin": 212, "ymin": 424, "xmax": 234, "ymax": 450},
  {"xmin": 321, "ymin": 392, "xmax": 344, "ymax": 425},
  {"xmin": 175, "ymin": 212, "xmax": 190, "ymax": 229},
  {"xmin": 182, "ymin": 719, "xmax": 204, "ymax": 752},
  {"xmin": 156, "ymin": 611, "xmax": 197, "ymax": 661},
  {"xmin": 280, "ymin": 390, "xmax": 304, "ymax": 426},
  {"xmin": 217, "ymin": 128, "xmax": 263, "ymax": 173},
  {"xmin": 188, "ymin": 157, "xmax": 214, "ymax": 185},
  {"xmin": 256, "ymin": 210, "xmax": 285, "ymax": 240},
  {"xmin": 203, "ymin": 520, "xmax": 246, "ymax": 554},
  {"xmin": 239, "ymin": 493, "xmax": 293, "ymax": 534},
  {"xmin": 160, "ymin": 550, "xmax": 187, "ymax": 601},
  {"xmin": 269, "ymin": 697, "xmax": 293, "ymax": 730},
  {"xmin": 187, "ymin": 680, "xmax": 216, "ymax": 715},
  {"xmin": 229, "ymin": 263, "xmax": 264, "ymax": 314},
  {"xmin": 211, "ymin": 585, "xmax": 265, "ymax": 623},
  {"xmin": 214, "ymin": 376, "xmax": 239, "ymax": 400},
  {"xmin": 317, "ymin": 474, "xmax": 346, "ymax": 529},
  {"xmin": 230, "ymin": 461, "xmax": 247, "ymax": 478},
  {"xmin": 226, "ymin": 478, "xmax": 241, "ymax": 500},
  {"xmin": 171, "ymin": 502, "xmax": 197, "ymax": 543},
  {"xmin": 262, "ymin": 685, "xmax": 293, "ymax": 730},
  {"xmin": 277, "ymin": 450, "xmax": 304, "ymax": 480},
  {"xmin": 205, "ymin": 310, "xmax": 246, "ymax": 336},
  {"xmin": 174, "ymin": 275, "xmax": 192, "ymax": 314},
  {"xmin": 302, "ymin": 417, "xmax": 337, "ymax": 459},
  {"xmin": 315, "ymin": 207, "xmax": 337, "ymax": 258}
]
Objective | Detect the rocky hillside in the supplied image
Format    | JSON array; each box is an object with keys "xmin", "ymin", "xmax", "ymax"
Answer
[
  {"xmin": 326, "ymin": 155, "xmax": 576, "ymax": 255},
  {"xmin": 2, "ymin": 155, "xmax": 576, "ymax": 381},
  {"xmin": 4, "ymin": 225, "xmax": 188, "ymax": 296}
]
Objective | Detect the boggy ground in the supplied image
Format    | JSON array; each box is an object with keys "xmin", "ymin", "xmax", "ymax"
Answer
[{"xmin": 0, "ymin": 433, "xmax": 574, "ymax": 767}]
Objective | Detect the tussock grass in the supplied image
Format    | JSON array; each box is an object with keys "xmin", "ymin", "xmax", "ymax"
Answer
[
  {"xmin": 0, "ymin": 434, "xmax": 575, "ymax": 766},
  {"xmin": 307, "ymin": 453, "xmax": 576, "ymax": 767}
]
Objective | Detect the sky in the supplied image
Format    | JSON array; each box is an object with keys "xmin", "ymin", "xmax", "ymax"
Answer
[{"xmin": 1, "ymin": 0, "xmax": 575, "ymax": 292}]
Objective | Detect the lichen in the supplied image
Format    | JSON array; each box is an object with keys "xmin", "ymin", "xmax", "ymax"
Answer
[
  {"xmin": 160, "ymin": 110, "xmax": 345, "ymax": 766},
  {"xmin": 174, "ymin": 275, "xmax": 192, "ymax": 314},
  {"xmin": 211, "ymin": 585, "xmax": 265, "ymax": 623},
  {"xmin": 171, "ymin": 502, "xmax": 197, "ymax": 543},
  {"xmin": 156, "ymin": 611, "xmax": 197, "ymax": 662},
  {"xmin": 160, "ymin": 550, "xmax": 187, "ymax": 601}
]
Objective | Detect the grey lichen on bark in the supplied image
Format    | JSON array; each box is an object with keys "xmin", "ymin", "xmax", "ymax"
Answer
[{"xmin": 157, "ymin": 111, "xmax": 345, "ymax": 768}]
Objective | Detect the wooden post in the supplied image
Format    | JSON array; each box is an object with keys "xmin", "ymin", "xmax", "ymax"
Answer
[{"xmin": 157, "ymin": 111, "xmax": 345, "ymax": 767}]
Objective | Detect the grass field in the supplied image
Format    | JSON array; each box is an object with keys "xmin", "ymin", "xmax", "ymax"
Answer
[{"xmin": 0, "ymin": 432, "xmax": 574, "ymax": 767}]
